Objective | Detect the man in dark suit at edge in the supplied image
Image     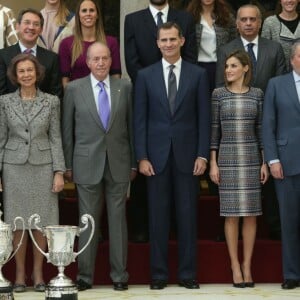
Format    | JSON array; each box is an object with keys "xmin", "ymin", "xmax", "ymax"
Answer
[{"xmin": 124, "ymin": 0, "xmax": 197, "ymax": 243}]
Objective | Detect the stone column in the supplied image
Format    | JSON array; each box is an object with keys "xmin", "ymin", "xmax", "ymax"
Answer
[{"xmin": 120, "ymin": 0, "xmax": 149, "ymax": 78}]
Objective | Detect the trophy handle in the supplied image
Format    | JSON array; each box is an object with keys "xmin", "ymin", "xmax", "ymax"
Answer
[
  {"xmin": 28, "ymin": 214, "xmax": 49, "ymax": 260},
  {"xmin": 6, "ymin": 217, "xmax": 25, "ymax": 263},
  {"xmin": 74, "ymin": 214, "xmax": 95, "ymax": 257}
]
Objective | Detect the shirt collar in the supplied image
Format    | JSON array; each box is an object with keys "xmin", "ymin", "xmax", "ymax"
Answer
[
  {"xmin": 18, "ymin": 41, "xmax": 37, "ymax": 55},
  {"xmin": 162, "ymin": 57, "xmax": 182, "ymax": 70},
  {"xmin": 292, "ymin": 70, "xmax": 300, "ymax": 83},
  {"xmin": 149, "ymin": 3, "xmax": 169, "ymax": 20},
  {"xmin": 90, "ymin": 73, "xmax": 110, "ymax": 89},
  {"xmin": 240, "ymin": 36, "xmax": 259, "ymax": 47}
]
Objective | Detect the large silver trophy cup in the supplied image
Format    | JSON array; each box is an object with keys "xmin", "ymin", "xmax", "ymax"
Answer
[
  {"xmin": 28, "ymin": 214, "xmax": 94, "ymax": 300},
  {"xmin": 0, "ymin": 210, "xmax": 25, "ymax": 300}
]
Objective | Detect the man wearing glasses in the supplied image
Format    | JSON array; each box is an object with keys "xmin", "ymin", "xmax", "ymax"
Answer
[{"xmin": 0, "ymin": 8, "xmax": 62, "ymax": 98}]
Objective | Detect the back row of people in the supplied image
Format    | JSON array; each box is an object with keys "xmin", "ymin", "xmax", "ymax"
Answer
[{"xmin": 0, "ymin": 0, "xmax": 300, "ymax": 293}]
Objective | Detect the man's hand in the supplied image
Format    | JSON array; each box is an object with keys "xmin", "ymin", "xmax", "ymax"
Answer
[
  {"xmin": 270, "ymin": 162, "xmax": 284, "ymax": 179},
  {"xmin": 193, "ymin": 158, "xmax": 207, "ymax": 176},
  {"xmin": 139, "ymin": 159, "xmax": 155, "ymax": 176}
]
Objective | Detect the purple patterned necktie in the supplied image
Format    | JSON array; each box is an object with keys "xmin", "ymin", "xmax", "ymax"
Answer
[
  {"xmin": 97, "ymin": 81, "xmax": 110, "ymax": 130},
  {"xmin": 23, "ymin": 48, "xmax": 32, "ymax": 54}
]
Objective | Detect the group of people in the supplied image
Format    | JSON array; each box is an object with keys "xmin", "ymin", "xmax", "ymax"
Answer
[{"xmin": 0, "ymin": 0, "xmax": 300, "ymax": 295}]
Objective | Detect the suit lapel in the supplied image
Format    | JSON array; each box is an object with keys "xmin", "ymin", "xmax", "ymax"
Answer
[
  {"xmin": 167, "ymin": 8, "xmax": 178, "ymax": 23},
  {"xmin": 107, "ymin": 77, "xmax": 121, "ymax": 131},
  {"xmin": 174, "ymin": 61, "xmax": 189, "ymax": 114},
  {"xmin": 143, "ymin": 8, "xmax": 157, "ymax": 39},
  {"xmin": 80, "ymin": 77, "xmax": 104, "ymax": 130},
  {"xmin": 154, "ymin": 63, "xmax": 170, "ymax": 115},
  {"xmin": 9, "ymin": 90, "xmax": 45, "ymax": 124},
  {"xmin": 256, "ymin": 38, "xmax": 267, "ymax": 77},
  {"xmin": 25, "ymin": 92, "xmax": 46, "ymax": 123},
  {"xmin": 10, "ymin": 91, "xmax": 27, "ymax": 125},
  {"xmin": 286, "ymin": 73, "xmax": 300, "ymax": 114}
]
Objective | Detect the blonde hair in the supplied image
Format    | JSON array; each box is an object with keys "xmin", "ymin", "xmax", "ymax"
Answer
[
  {"xmin": 55, "ymin": 0, "xmax": 71, "ymax": 27},
  {"xmin": 71, "ymin": 0, "xmax": 106, "ymax": 67}
]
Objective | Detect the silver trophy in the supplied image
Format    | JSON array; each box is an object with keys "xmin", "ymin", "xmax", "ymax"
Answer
[
  {"xmin": 28, "ymin": 214, "xmax": 94, "ymax": 300},
  {"xmin": 0, "ymin": 210, "xmax": 25, "ymax": 300}
]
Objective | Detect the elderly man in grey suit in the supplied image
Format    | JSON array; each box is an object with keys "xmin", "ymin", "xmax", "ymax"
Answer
[
  {"xmin": 263, "ymin": 41, "xmax": 300, "ymax": 290},
  {"xmin": 215, "ymin": 4, "xmax": 286, "ymax": 241},
  {"xmin": 62, "ymin": 42, "xmax": 136, "ymax": 292}
]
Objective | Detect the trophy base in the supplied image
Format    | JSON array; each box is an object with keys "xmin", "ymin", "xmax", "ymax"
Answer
[
  {"xmin": 0, "ymin": 286, "xmax": 14, "ymax": 300},
  {"xmin": 45, "ymin": 285, "xmax": 77, "ymax": 300}
]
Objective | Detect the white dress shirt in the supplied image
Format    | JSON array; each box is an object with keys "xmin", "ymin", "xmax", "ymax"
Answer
[
  {"xmin": 149, "ymin": 4, "xmax": 169, "ymax": 25},
  {"xmin": 19, "ymin": 41, "xmax": 37, "ymax": 56},
  {"xmin": 241, "ymin": 36, "xmax": 259, "ymax": 59},
  {"xmin": 90, "ymin": 73, "xmax": 111, "ymax": 114}
]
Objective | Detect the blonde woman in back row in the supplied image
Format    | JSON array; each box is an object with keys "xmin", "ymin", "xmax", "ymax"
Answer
[
  {"xmin": 0, "ymin": 4, "xmax": 18, "ymax": 49},
  {"xmin": 38, "ymin": 0, "xmax": 75, "ymax": 53}
]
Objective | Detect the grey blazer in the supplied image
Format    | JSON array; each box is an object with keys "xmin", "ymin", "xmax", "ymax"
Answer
[
  {"xmin": 0, "ymin": 89, "xmax": 65, "ymax": 172},
  {"xmin": 262, "ymin": 72, "xmax": 300, "ymax": 176},
  {"xmin": 62, "ymin": 75, "xmax": 135, "ymax": 185},
  {"xmin": 216, "ymin": 36, "xmax": 287, "ymax": 92}
]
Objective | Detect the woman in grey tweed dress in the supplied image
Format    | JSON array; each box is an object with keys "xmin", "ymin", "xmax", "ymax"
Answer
[
  {"xmin": 210, "ymin": 50, "xmax": 268, "ymax": 287},
  {"xmin": 0, "ymin": 54, "xmax": 65, "ymax": 292}
]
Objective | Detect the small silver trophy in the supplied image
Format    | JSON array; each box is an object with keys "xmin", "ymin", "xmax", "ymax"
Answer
[
  {"xmin": 0, "ymin": 210, "xmax": 25, "ymax": 300},
  {"xmin": 28, "ymin": 214, "xmax": 94, "ymax": 300}
]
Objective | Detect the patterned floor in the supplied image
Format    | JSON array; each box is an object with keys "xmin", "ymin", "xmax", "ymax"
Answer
[{"xmin": 12, "ymin": 284, "xmax": 300, "ymax": 300}]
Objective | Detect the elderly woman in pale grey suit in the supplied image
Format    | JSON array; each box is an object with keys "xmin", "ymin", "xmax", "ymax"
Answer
[{"xmin": 0, "ymin": 53, "xmax": 65, "ymax": 293}]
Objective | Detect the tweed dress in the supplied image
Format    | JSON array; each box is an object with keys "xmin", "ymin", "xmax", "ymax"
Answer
[{"xmin": 210, "ymin": 87, "xmax": 264, "ymax": 216}]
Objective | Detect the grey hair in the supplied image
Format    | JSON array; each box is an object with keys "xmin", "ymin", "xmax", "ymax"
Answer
[{"xmin": 290, "ymin": 41, "xmax": 300, "ymax": 59}]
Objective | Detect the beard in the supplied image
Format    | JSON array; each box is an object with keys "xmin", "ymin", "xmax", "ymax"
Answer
[{"xmin": 149, "ymin": 0, "xmax": 168, "ymax": 6}]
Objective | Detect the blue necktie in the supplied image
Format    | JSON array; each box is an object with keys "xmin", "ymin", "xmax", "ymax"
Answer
[
  {"xmin": 168, "ymin": 65, "xmax": 177, "ymax": 115},
  {"xmin": 157, "ymin": 11, "xmax": 163, "ymax": 28},
  {"xmin": 97, "ymin": 81, "xmax": 110, "ymax": 130},
  {"xmin": 247, "ymin": 43, "xmax": 256, "ymax": 75}
]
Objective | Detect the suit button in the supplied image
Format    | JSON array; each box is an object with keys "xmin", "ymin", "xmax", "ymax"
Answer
[
  {"xmin": 25, "ymin": 142, "xmax": 28, "ymax": 145},
  {"xmin": 25, "ymin": 129, "xmax": 29, "ymax": 132}
]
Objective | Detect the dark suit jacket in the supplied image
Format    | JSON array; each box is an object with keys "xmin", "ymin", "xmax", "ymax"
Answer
[
  {"xmin": 216, "ymin": 36, "xmax": 286, "ymax": 92},
  {"xmin": 0, "ymin": 43, "xmax": 62, "ymax": 98},
  {"xmin": 124, "ymin": 7, "xmax": 197, "ymax": 83},
  {"xmin": 134, "ymin": 60, "xmax": 210, "ymax": 174},
  {"xmin": 262, "ymin": 72, "xmax": 300, "ymax": 176}
]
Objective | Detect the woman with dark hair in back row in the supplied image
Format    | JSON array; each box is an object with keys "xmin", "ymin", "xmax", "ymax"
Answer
[{"xmin": 187, "ymin": 0, "xmax": 237, "ymax": 93}]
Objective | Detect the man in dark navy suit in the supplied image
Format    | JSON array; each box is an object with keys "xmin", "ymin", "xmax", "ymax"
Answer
[
  {"xmin": 134, "ymin": 22, "xmax": 210, "ymax": 289},
  {"xmin": 124, "ymin": 0, "xmax": 197, "ymax": 242}
]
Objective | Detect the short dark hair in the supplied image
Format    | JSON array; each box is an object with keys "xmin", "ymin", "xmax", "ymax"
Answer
[
  {"xmin": 224, "ymin": 50, "xmax": 252, "ymax": 87},
  {"xmin": 17, "ymin": 8, "xmax": 44, "ymax": 28},
  {"xmin": 7, "ymin": 54, "xmax": 45, "ymax": 86},
  {"xmin": 157, "ymin": 21, "xmax": 183, "ymax": 40}
]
